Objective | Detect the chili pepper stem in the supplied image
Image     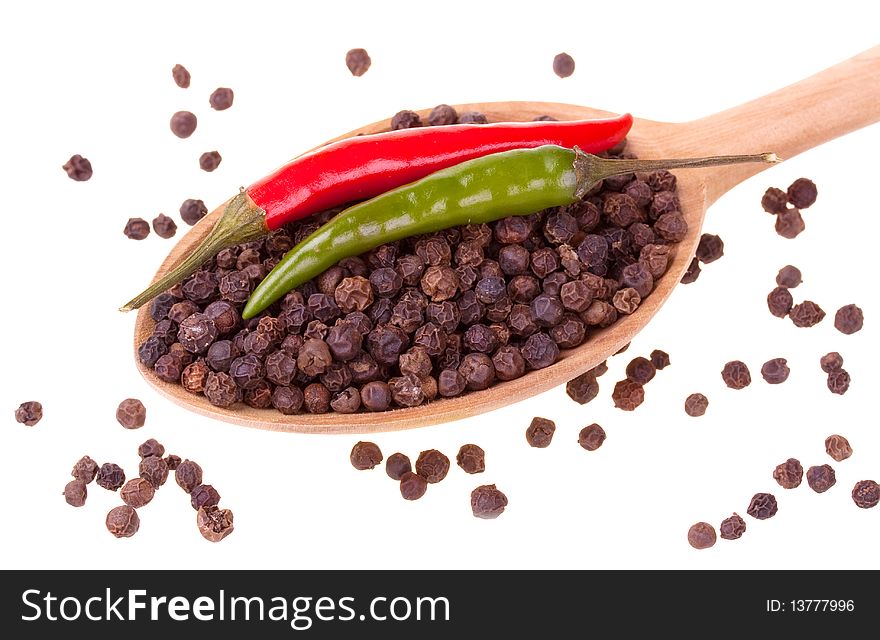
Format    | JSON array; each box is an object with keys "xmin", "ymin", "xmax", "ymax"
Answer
[
  {"xmin": 119, "ymin": 191, "xmax": 268, "ymax": 312},
  {"xmin": 572, "ymin": 148, "xmax": 780, "ymax": 197}
]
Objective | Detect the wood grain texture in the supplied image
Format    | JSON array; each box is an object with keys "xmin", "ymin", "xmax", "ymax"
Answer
[{"xmin": 132, "ymin": 47, "xmax": 880, "ymax": 433}]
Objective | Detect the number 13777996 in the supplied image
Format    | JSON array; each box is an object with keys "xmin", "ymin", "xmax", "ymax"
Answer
[{"xmin": 767, "ymin": 600, "xmax": 854, "ymax": 613}]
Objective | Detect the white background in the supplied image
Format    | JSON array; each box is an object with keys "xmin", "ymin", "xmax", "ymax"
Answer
[{"xmin": 1, "ymin": 1, "xmax": 878, "ymax": 570}]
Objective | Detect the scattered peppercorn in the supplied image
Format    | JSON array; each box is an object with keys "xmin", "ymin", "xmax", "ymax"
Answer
[
  {"xmin": 456, "ymin": 444, "xmax": 486, "ymax": 474},
  {"xmin": 851, "ymin": 480, "xmax": 880, "ymax": 509},
  {"xmin": 834, "ymin": 304, "xmax": 863, "ymax": 335},
  {"xmin": 172, "ymin": 63, "xmax": 190, "ymax": 88},
  {"xmin": 139, "ymin": 456, "xmax": 169, "ymax": 489},
  {"xmin": 385, "ymin": 453, "xmax": 412, "ymax": 480},
  {"xmin": 96, "ymin": 463, "xmax": 126, "ymax": 491},
  {"xmin": 180, "ymin": 198, "xmax": 208, "ymax": 225},
  {"xmin": 124, "ymin": 217, "xmax": 150, "ymax": 240},
  {"xmin": 152, "ymin": 213, "xmax": 177, "ymax": 239},
  {"xmin": 695, "ymin": 233, "xmax": 724, "ymax": 263},
  {"xmin": 680, "ymin": 257, "xmax": 701, "ymax": 284},
  {"xmin": 121, "ymin": 478, "xmax": 156, "ymax": 508},
  {"xmin": 106, "ymin": 505, "xmax": 140, "ymax": 538},
  {"xmin": 209, "ymin": 87, "xmax": 234, "ymax": 111},
  {"xmin": 626, "ymin": 357, "xmax": 656, "ymax": 385},
  {"xmin": 787, "ymin": 177, "xmax": 817, "ymax": 209},
  {"xmin": 526, "ymin": 417, "xmax": 556, "ymax": 448},
  {"xmin": 684, "ymin": 393, "xmax": 709, "ymax": 417},
  {"xmin": 164, "ymin": 454, "xmax": 182, "ymax": 470},
  {"xmin": 63, "ymin": 480, "xmax": 87, "ymax": 507},
  {"xmin": 170, "ymin": 110, "xmax": 197, "ymax": 138},
  {"xmin": 62, "ymin": 154, "xmax": 93, "ymax": 181},
  {"xmin": 350, "ymin": 441, "xmax": 383, "ymax": 470},
  {"xmin": 826, "ymin": 368, "xmax": 851, "ymax": 395},
  {"xmin": 612, "ymin": 378, "xmax": 645, "ymax": 411},
  {"xmin": 14, "ymin": 401, "xmax": 42, "ymax": 426},
  {"xmin": 746, "ymin": 493, "xmax": 778, "ymax": 520},
  {"xmin": 565, "ymin": 371, "xmax": 599, "ymax": 404},
  {"xmin": 776, "ymin": 265, "xmax": 802, "ymax": 288},
  {"xmin": 578, "ymin": 424, "xmax": 606, "ymax": 451},
  {"xmin": 687, "ymin": 522, "xmax": 716, "ymax": 550},
  {"xmin": 719, "ymin": 513, "xmax": 746, "ymax": 540},
  {"xmin": 197, "ymin": 505, "xmax": 234, "ymax": 542},
  {"xmin": 761, "ymin": 358, "xmax": 790, "ymax": 384},
  {"xmin": 552, "ymin": 52, "xmax": 575, "ymax": 78},
  {"xmin": 761, "ymin": 187, "xmax": 788, "ymax": 214},
  {"xmin": 825, "ymin": 434, "xmax": 852, "ymax": 462},
  {"xmin": 773, "ymin": 458, "xmax": 803, "ymax": 489},
  {"xmin": 721, "ymin": 360, "xmax": 751, "ymax": 389},
  {"xmin": 767, "ymin": 287, "xmax": 793, "ymax": 318},
  {"xmin": 116, "ymin": 398, "xmax": 146, "ymax": 429},
  {"xmin": 71, "ymin": 456, "xmax": 98, "ymax": 483},
  {"xmin": 650, "ymin": 350, "xmax": 671, "ymax": 370},
  {"xmin": 471, "ymin": 484, "xmax": 508, "ymax": 519},
  {"xmin": 775, "ymin": 208, "xmax": 805, "ymax": 239},
  {"xmin": 416, "ymin": 449, "xmax": 450, "ymax": 483},
  {"xmin": 191, "ymin": 484, "xmax": 221, "ymax": 510},
  {"xmin": 399, "ymin": 472, "xmax": 428, "ymax": 501},
  {"xmin": 199, "ymin": 151, "xmax": 222, "ymax": 172},
  {"xmin": 345, "ymin": 48, "xmax": 371, "ymax": 76},
  {"xmin": 138, "ymin": 438, "xmax": 165, "ymax": 459},
  {"xmin": 176, "ymin": 460, "xmax": 203, "ymax": 493},
  {"xmin": 806, "ymin": 464, "xmax": 836, "ymax": 493}
]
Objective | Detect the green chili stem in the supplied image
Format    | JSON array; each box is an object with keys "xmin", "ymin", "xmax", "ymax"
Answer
[
  {"xmin": 120, "ymin": 191, "xmax": 267, "ymax": 312},
  {"xmin": 573, "ymin": 150, "xmax": 780, "ymax": 197}
]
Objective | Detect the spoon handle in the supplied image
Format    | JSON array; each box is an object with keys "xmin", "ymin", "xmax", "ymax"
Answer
[{"xmin": 667, "ymin": 46, "xmax": 880, "ymax": 205}]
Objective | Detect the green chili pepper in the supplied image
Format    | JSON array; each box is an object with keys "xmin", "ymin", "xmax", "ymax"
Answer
[{"xmin": 242, "ymin": 145, "xmax": 776, "ymax": 319}]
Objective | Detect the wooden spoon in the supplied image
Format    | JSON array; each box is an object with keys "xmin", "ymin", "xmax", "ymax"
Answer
[{"xmin": 133, "ymin": 46, "xmax": 880, "ymax": 434}]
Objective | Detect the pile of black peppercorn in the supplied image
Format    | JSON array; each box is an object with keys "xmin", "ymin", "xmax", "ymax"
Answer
[{"xmin": 139, "ymin": 110, "xmax": 691, "ymax": 416}]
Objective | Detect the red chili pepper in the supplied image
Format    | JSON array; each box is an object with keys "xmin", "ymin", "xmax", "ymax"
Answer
[
  {"xmin": 121, "ymin": 114, "xmax": 632, "ymax": 311},
  {"xmin": 249, "ymin": 114, "xmax": 633, "ymax": 230}
]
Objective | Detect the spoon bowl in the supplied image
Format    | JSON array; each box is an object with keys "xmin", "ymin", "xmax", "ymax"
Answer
[{"xmin": 133, "ymin": 47, "xmax": 879, "ymax": 433}]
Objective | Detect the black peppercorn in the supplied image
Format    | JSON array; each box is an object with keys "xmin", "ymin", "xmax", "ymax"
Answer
[
  {"xmin": 416, "ymin": 449, "xmax": 450, "ymax": 483},
  {"xmin": 138, "ymin": 438, "xmax": 165, "ymax": 459},
  {"xmin": 64, "ymin": 480, "xmax": 87, "ymax": 507},
  {"xmin": 552, "ymin": 52, "xmax": 575, "ymax": 78},
  {"xmin": 806, "ymin": 464, "xmax": 836, "ymax": 493},
  {"xmin": 62, "ymin": 154, "xmax": 93, "ymax": 181},
  {"xmin": 106, "ymin": 505, "xmax": 140, "ymax": 538},
  {"xmin": 209, "ymin": 87, "xmax": 234, "ymax": 111},
  {"xmin": 456, "ymin": 444, "xmax": 486, "ymax": 474},
  {"xmin": 400, "ymin": 472, "xmax": 428, "ymax": 500},
  {"xmin": 71, "ymin": 456, "xmax": 99, "ymax": 483},
  {"xmin": 746, "ymin": 493, "xmax": 778, "ymax": 519},
  {"xmin": 96, "ymin": 463, "xmax": 126, "ymax": 491},
  {"xmin": 170, "ymin": 111, "xmax": 197, "ymax": 138},
  {"xmin": 526, "ymin": 417, "xmax": 556, "ymax": 448},
  {"xmin": 471, "ymin": 484, "xmax": 508, "ymax": 519},
  {"xmin": 351, "ymin": 441, "xmax": 383, "ymax": 470},
  {"xmin": 428, "ymin": 104, "xmax": 457, "ymax": 126},
  {"xmin": 578, "ymin": 423, "xmax": 606, "ymax": 451},
  {"xmin": 139, "ymin": 456, "xmax": 169, "ymax": 489},
  {"xmin": 773, "ymin": 458, "xmax": 804, "ymax": 489},
  {"xmin": 345, "ymin": 48, "xmax": 371, "ymax": 76},
  {"xmin": 687, "ymin": 522, "xmax": 716, "ymax": 550},
  {"xmin": 123, "ymin": 218, "xmax": 150, "ymax": 240}
]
